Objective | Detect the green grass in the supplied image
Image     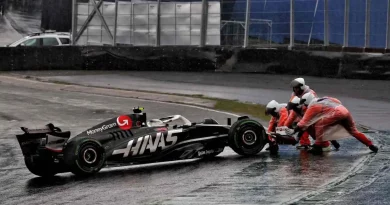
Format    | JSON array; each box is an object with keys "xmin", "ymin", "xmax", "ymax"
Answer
[
  {"xmin": 212, "ymin": 98, "xmax": 270, "ymax": 122},
  {"xmin": 192, "ymin": 94, "xmax": 270, "ymax": 121}
]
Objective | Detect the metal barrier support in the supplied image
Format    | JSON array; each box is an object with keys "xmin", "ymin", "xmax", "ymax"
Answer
[
  {"xmin": 71, "ymin": 0, "xmax": 77, "ymax": 45},
  {"xmin": 343, "ymin": 0, "xmax": 349, "ymax": 47},
  {"xmin": 200, "ymin": 0, "xmax": 209, "ymax": 47},
  {"xmin": 243, "ymin": 0, "xmax": 251, "ymax": 48},
  {"xmin": 113, "ymin": 0, "xmax": 119, "ymax": 46},
  {"xmin": 365, "ymin": 0, "xmax": 370, "ymax": 48},
  {"xmin": 324, "ymin": 0, "xmax": 329, "ymax": 46},
  {"xmin": 387, "ymin": 0, "xmax": 390, "ymax": 49},
  {"xmin": 289, "ymin": 0, "xmax": 294, "ymax": 50}
]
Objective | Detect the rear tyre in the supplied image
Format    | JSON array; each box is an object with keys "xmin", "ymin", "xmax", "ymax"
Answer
[
  {"xmin": 228, "ymin": 118, "xmax": 267, "ymax": 156},
  {"xmin": 24, "ymin": 156, "xmax": 58, "ymax": 177},
  {"xmin": 63, "ymin": 139, "xmax": 105, "ymax": 176}
]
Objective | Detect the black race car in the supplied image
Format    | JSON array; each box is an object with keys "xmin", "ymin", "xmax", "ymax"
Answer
[{"xmin": 16, "ymin": 107, "xmax": 267, "ymax": 177}]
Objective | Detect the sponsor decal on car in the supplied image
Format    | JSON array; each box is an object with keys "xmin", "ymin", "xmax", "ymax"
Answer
[
  {"xmin": 86, "ymin": 122, "xmax": 117, "ymax": 135},
  {"xmin": 117, "ymin": 115, "xmax": 132, "ymax": 130},
  {"xmin": 198, "ymin": 148, "xmax": 224, "ymax": 157},
  {"xmin": 197, "ymin": 150, "xmax": 215, "ymax": 156},
  {"xmin": 112, "ymin": 129, "xmax": 182, "ymax": 157},
  {"xmin": 155, "ymin": 127, "xmax": 168, "ymax": 132}
]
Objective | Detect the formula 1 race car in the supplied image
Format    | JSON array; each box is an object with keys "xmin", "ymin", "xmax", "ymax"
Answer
[{"xmin": 16, "ymin": 107, "xmax": 268, "ymax": 177}]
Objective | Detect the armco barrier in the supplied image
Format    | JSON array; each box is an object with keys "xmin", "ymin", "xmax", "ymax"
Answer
[{"xmin": 0, "ymin": 46, "xmax": 389, "ymax": 79}]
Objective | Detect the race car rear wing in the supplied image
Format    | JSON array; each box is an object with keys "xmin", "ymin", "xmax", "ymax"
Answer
[
  {"xmin": 18, "ymin": 123, "xmax": 71, "ymax": 139},
  {"xmin": 20, "ymin": 123, "xmax": 56, "ymax": 134},
  {"xmin": 16, "ymin": 123, "xmax": 71, "ymax": 156}
]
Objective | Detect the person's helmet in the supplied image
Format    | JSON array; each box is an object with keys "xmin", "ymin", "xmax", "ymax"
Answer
[
  {"xmin": 290, "ymin": 78, "xmax": 305, "ymax": 89},
  {"xmin": 300, "ymin": 92, "xmax": 316, "ymax": 106},
  {"xmin": 290, "ymin": 77, "xmax": 307, "ymax": 96},
  {"xmin": 287, "ymin": 96, "xmax": 302, "ymax": 111},
  {"xmin": 265, "ymin": 100, "xmax": 284, "ymax": 117}
]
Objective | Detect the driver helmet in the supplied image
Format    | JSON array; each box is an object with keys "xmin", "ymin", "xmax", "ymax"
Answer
[
  {"xmin": 290, "ymin": 77, "xmax": 307, "ymax": 96},
  {"xmin": 265, "ymin": 100, "xmax": 284, "ymax": 117},
  {"xmin": 300, "ymin": 92, "xmax": 317, "ymax": 106}
]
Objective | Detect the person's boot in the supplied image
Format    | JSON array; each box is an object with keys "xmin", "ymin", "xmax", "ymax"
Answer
[
  {"xmin": 369, "ymin": 145, "xmax": 378, "ymax": 153},
  {"xmin": 296, "ymin": 144, "xmax": 310, "ymax": 150},
  {"xmin": 322, "ymin": 145, "xmax": 332, "ymax": 152},
  {"xmin": 269, "ymin": 142, "xmax": 279, "ymax": 155},
  {"xmin": 307, "ymin": 144, "xmax": 324, "ymax": 155},
  {"xmin": 331, "ymin": 140, "xmax": 340, "ymax": 150}
]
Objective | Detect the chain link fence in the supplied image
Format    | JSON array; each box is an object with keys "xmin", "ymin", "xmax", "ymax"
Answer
[{"xmin": 71, "ymin": 0, "xmax": 390, "ymax": 49}]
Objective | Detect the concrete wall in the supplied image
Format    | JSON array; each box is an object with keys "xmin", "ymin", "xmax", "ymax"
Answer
[{"xmin": 1, "ymin": 46, "xmax": 389, "ymax": 79}]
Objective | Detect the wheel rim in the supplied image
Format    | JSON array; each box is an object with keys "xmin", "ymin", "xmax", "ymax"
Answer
[
  {"xmin": 83, "ymin": 148, "xmax": 97, "ymax": 164},
  {"xmin": 242, "ymin": 130, "xmax": 257, "ymax": 146}
]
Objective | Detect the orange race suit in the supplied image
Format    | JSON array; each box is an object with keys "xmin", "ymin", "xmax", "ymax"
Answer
[
  {"xmin": 287, "ymin": 86, "xmax": 317, "ymax": 146},
  {"xmin": 267, "ymin": 106, "xmax": 289, "ymax": 143},
  {"xmin": 296, "ymin": 97, "xmax": 373, "ymax": 147}
]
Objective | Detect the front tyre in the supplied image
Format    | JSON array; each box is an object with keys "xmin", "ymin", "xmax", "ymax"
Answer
[
  {"xmin": 63, "ymin": 139, "xmax": 105, "ymax": 176},
  {"xmin": 228, "ymin": 118, "xmax": 266, "ymax": 156}
]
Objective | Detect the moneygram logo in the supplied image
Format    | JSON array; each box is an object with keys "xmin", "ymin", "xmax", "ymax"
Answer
[
  {"xmin": 117, "ymin": 115, "xmax": 132, "ymax": 130},
  {"xmin": 86, "ymin": 123, "xmax": 117, "ymax": 135}
]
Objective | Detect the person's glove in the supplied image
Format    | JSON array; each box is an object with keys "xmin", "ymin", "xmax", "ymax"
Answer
[
  {"xmin": 285, "ymin": 128, "xmax": 295, "ymax": 135},
  {"xmin": 294, "ymin": 126, "xmax": 302, "ymax": 133},
  {"xmin": 285, "ymin": 126, "xmax": 302, "ymax": 136}
]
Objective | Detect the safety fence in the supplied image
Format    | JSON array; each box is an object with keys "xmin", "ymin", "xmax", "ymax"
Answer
[{"xmin": 70, "ymin": 0, "xmax": 390, "ymax": 49}]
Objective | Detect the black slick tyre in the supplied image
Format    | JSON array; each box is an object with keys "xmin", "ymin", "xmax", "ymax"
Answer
[
  {"xmin": 63, "ymin": 139, "xmax": 105, "ymax": 176},
  {"xmin": 228, "ymin": 118, "xmax": 267, "ymax": 156}
]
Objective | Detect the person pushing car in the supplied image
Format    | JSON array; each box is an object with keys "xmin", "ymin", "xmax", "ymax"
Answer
[
  {"xmin": 264, "ymin": 100, "xmax": 289, "ymax": 152},
  {"xmin": 288, "ymin": 77, "xmax": 316, "ymax": 149},
  {"xmin": 286, "ymin": 96, "xmax": 340, "ymax": 150},
  {"xmin": 286, "ymin": 92, "xmax": 379, "ymax": 154}
]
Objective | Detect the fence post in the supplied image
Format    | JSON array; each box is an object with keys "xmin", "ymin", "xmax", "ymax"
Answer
[
  {"xmin": 343, "ymin": 0, "xmax": 349, "ymax": 48},
  {"xmin": 364, "ymin": 0, "xmax": 370, "ymax": 49},
  {"xmin": 324, "ymin": 0, "xmax": 329, "ymax": 47},
  {"xmin": 200, "ymin": 0, "xmax": 208, "ymax": 47},
  {"xmin": 243, "ymin": 0, "xmax": 251, "ymax": 48},
  {"xmin": 156, "ymin": 0, "xmax": 161, "ymax": 46},
  {"xmin": 71, "ymin": 0, "xmax": 77, "ymax": 45},
  {"xmin": 289, "ymin": 0, "xmax": 294, "ymax": 50},
  {"xmin": 113, "ymin": 0, "xmax": 118, "ymax": 46},
  {"xmin": 387, "ymin": 0, "xmax": 390, "ymax": 49}
]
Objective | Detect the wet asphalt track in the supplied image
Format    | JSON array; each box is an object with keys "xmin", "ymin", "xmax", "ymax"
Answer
[
  {"xmin": 0, "ymin": 80, "xmax": 383, "ymax": 205},
  {"xmin": 29, "ymin": 71, "xmax": 390, "ymax": 131}
]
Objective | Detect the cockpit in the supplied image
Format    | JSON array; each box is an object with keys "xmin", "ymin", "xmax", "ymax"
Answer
[
  {"xmin": 131, "ymin": 107, "xmax": 219, "ymax": 129},
  {"xmin": 147, "ymin": 115, "xmax": 192, "ymax": 128}
]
